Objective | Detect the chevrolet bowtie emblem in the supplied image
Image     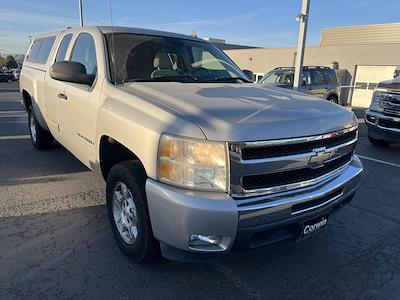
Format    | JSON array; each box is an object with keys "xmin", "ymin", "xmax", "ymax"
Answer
[{"xmin": 308, "ymin": 147, "xmax": 333, "ymax": 168}]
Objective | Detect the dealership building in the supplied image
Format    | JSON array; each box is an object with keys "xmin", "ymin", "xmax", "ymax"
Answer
[{"xmin": 222, "ymin": 23, "xmax": 400, "ymax": 107}]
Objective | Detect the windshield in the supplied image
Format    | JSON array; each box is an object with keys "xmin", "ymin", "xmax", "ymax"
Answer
[
  {"xmin": 260, "ymin": 70, "xmax": 294, "ymax": 85},
  {"xmin": 259, "ymin": 69, "xmax": 312, "ymax": 85},
  {"xmin": 105, "ymin": 33, "xmax": 249, "ymax": 84}
]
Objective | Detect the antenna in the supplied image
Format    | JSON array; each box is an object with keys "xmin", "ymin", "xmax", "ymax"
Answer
[{"xmin": 109, "ymin": 0, "xmax": 117, "ymax": 84}]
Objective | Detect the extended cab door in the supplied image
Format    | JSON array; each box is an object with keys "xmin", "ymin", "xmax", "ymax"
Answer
[
  {"xmin": 58, "ymin": 32, "xmax": 101, "ymax": 164},
  {"xmin": 44, "ymin": 33, "xmax": 73, "ymax": 137}
]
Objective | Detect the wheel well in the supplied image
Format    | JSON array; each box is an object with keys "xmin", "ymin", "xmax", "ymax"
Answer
[
  {"xmin": 99, "ymin": 136, "xmax": 145, "ymax": 180},
  {"xmin": 327, "ymin": 93, "xmax": 338, "ymax": 100},
  {"xmin": 22, "ymin": 90, "xmax": 32, "ymax": 112}
]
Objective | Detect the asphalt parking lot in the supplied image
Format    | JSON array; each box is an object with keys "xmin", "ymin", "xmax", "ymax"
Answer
[{"xmin": 0, "ymin": 82, "xmax": 399, "ymax": 299}]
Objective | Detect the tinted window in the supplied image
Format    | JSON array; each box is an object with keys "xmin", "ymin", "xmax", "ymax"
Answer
[
  {"xmin": 324, "ymin": 69, "xmax": 337, "ymax": 83},
  {"xmin": 260, "ymin": 70, "xmax": 311, "ymax": 85},
  {"xmin": 260, "ymin": 70, "xmax": 294, "ymax": 84},
  {"xmin": 27, "ymin": 36, "xmax": 56, "ymax": 63},
  {"xmin": 55, "ymin": 34, "xmax": 72, "ymax": 62},
  {"xmin": 36, "ymin": 37, "xmax": 56, "ymax": 63},
  {"xmin": 302, "ymin": 70, "xmax": 312, "ymax": 85},
  {"xmin": 312, "ymin": 70, "xmax": 326, "ymax": 84},
  {"xmin": 26, "ymin": 40, "xmax": 42, "ymax": 62},
  {"xmin": 70, "ymin": 33, "xmax": 97, "ymax": 75}
]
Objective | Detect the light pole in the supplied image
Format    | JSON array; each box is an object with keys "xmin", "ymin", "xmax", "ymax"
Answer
[
  {"xmin": 79, "ymin": 0, "xmax": 84, "ymax": 27},
  {"xmin": 293, "ymin": 0, "xmax": 310, "ymax": 90}
]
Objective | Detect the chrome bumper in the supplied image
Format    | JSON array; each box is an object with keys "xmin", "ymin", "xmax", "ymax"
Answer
[
  {"xmin": 145, "ymin": 155, "xmax": 362, "ymax": 260},
  {"xmin": 237, "ymin": 155, "xmax": 362, "ymax": 228},
  {"xmin": 365, "ymin": 110, "xmax": 400, "ymax": 133}
]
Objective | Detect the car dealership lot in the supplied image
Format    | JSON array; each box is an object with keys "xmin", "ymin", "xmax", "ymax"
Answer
[{"xmin": 0, "ymin": 83, "xmax": 399, "ymax": 299}]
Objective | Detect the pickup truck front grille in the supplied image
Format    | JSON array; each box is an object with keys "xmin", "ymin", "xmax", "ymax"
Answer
[
  {"xmin": 229, "ymin": 126, "xmax": 358, "ymax": 198},
  {"xmin": 241, "ymin": 129, "xmax": 356, "ymax": 160},
  {"xmin": 242, "ymin": 153, "xmax": 352, "ymax": 190},
  {"xmin": 381, "ymin": 93, "xmax": 400, "ymax": 115}
]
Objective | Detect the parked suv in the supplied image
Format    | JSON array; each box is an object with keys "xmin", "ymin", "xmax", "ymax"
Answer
[
  {"xmin": 20, "ymin": 26, "xmax": 362, "ymax": 262},
  {"xmin": 258, "ymin": 66, "xmax": 341, "ymax": 104},
  {"xmin": 365, "ymin": 76, "xmax": 400, "ymax": 146}
]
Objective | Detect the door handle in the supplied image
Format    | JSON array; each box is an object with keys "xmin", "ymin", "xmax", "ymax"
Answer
[{"xmin": 58, "ymin": 93, "xmax": 67, "ymax": 100}]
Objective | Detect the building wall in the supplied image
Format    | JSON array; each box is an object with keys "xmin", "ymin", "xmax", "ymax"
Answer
[
  {"xmin": 321, "ymin": 23, "xmax": 400, "ymax": 46},
  {"xmin": 225, "ymin": 43, "xmax": 400, "ymax": 104}
]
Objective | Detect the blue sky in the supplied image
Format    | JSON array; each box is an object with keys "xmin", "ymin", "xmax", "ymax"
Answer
[{"xmin": 1, "ymin": 0, "xmax": 399, "ymax": 54}]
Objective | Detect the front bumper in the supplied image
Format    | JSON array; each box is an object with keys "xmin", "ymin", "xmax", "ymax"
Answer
[
  {"xmin": 365, "ymin": 110, "xmax": 400, "ymax": 143},
  {"xmin": 146, "ymin": 155, "xmax": 363, "ymax": 261}
]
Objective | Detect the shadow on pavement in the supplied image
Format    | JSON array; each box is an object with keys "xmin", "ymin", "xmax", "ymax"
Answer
[
  {"xmin": 1, "ymin": 198, "xmax": 399, "ymax": 299},
  {"xmin": 0, "ymin": 139, "xmax": 89, "ymax": 184}
]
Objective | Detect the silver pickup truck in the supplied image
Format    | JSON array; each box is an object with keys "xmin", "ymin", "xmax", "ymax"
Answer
[{"xmin": 20, "ymin": 26, "xmax": 363, "ymax": 262}]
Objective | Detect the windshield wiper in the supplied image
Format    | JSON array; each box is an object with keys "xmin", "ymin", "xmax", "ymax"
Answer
[
  {"xmin": 213, "ymin": 77, "xmax": 251, "ymax": 83},
  {"xmin": 124, "ymin": 75, "xmax": 198, "ymax": 83}
]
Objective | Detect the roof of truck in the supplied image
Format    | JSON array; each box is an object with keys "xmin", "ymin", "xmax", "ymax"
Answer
[
  {"xmin": 98, "ymin": 26, "xmax": 203, "ymax": 42},
  {"xmin": 32, "ymin": 26, "xmax": 207, "ymax": 43}
]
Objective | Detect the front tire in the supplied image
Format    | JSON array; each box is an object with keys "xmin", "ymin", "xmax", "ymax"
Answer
[
  {"xmin": 106, "ymin": 161, "xmax": 160, "ymax": 262},
  {"xmin": 28, "ymin": 107, "xmax": 54, "ymax": 150}
]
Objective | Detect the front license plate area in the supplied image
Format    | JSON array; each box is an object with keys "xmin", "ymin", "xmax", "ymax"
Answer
[{"xmin": 298, "ymin": 215, "xmax": 329, "ymax": 240}]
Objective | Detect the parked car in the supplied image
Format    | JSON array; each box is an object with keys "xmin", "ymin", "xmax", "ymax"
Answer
[
  {"xmin": 0, "ymin": 73, "xmax": 11, "ymax": 82},
  {"xmin": 258, "ymin": 66, "xmax": 341, "ymax": 104},
  {"xmin": 365, "ymin": 75, "xmax": 400, "ymax": 146},
  {"xmin": 20, "ymin": 26, "xmax": 362, "ymax": 262}
]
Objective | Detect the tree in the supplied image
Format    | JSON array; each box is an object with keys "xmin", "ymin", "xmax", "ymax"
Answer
[
  {"xmin": 4, "ymin": 55, "xmax": 18, "ymax": 69},
  {"xmin": 0, "ymin": 54, "xmax": 4, "ymax": 68}
]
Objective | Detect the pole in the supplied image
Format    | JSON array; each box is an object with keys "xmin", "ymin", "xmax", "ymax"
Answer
[
  {"xmin": 28, "ymin": 36, "xmax": 32, "ymax": 44},
  {"xmin": 79, "ymin": 0, "xmax": 84, "ymax": 27},
  {"xmin": 293, "ymin": 0, "xmax": 310, "ymax": 90}
]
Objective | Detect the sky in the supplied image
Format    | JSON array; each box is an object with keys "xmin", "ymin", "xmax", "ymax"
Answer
[{"xmin": 1, "ymin": 0, "xmax": 399, "ymax": 54}]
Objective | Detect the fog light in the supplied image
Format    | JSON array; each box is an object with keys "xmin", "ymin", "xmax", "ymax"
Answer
[
  {"xmin": 189, "ymin": 234, "xmax": 229, "ymax": 252},
  {"xmin": 189, "ymin": 234, "xmax": 221, "ymax": 246}
]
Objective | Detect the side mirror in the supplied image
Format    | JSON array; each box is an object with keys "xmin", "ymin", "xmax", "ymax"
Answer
[
  {"xmin": 242, "ymin": 69, "xmax": 254, "ymax": 82},
  {"xmin": 50, "ymin": 61, "xmax": 95, "ymax": 86}
]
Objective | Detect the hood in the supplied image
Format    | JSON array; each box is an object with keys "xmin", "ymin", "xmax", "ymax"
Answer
[
  {"xmin": 378, "ymin": 76, "xmax": 400, "ymax": 90},
  {"xmin": 120, "ymin": 82, "xmax": 357, "ymax": 142},
  {"xmin": 269, "ymin": 83, "xmax": 293, "ymax": 90}
]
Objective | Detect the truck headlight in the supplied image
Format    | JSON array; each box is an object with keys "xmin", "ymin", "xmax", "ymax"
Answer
[{"xmin": 158, "ymin": 134, "xmax": 228, "ymax": 192}]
